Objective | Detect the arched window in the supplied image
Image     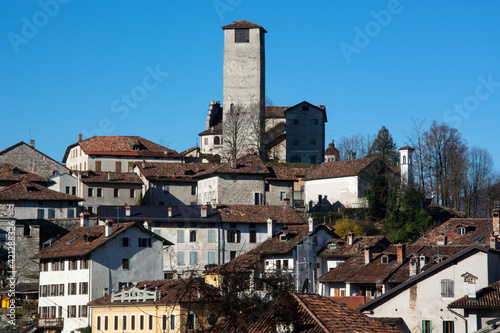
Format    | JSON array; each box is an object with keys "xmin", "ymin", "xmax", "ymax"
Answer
[
  {"xmin": 230, "ymin": 103, "xmax": 234, "ymax": 114},
  {"xmin": 403, "ymin": 156, "xmax": 407, "ymax": 164},
  {"xmin": 214, "ymin": 136, "xmax": 220, "ymax": 145}
]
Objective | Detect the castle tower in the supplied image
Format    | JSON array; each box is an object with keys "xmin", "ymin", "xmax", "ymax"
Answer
[
  {"xmin": 399, "ymin": 146, "xmax": 415, "ymax": 186},
  {"xmin": 221, "ymin": 20, "xmax": 266, "ymax": 158}
]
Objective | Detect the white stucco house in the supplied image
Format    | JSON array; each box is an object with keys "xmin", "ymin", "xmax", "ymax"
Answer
[
  {"xmin": 32, "ymin": 219, "xmax": 171, "ymax": 333},
  {"xmin": 357, "ymin": 245, "xmax": 500, "ymax": 333}
]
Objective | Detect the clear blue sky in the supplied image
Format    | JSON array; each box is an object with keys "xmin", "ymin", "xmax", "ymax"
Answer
[{"xmin": 1, "ymin": 0, "xmax": 499, "ymax": 169}]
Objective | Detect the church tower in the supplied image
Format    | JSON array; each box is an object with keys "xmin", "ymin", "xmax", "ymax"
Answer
[
  {"xmin": 399, "ymin": 146, "xmax": 415, "ymax": 186},
  {"xmin": 221, "ymin": 20, "xmax": 266, "ymax": 158}
]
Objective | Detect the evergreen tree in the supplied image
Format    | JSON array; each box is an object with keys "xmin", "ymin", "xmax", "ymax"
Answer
[
  {"xmin": 365, "ymin": 165, "xmax": 390, "ymax": 220},
  {"xmin": 367, "ymin": 126, "xmax": 398, "ymax": 166}
]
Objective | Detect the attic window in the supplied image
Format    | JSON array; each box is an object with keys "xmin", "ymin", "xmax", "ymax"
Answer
[
  {"xmin": 12, "ymin": 169, "xmax": 19, "ymax": 174},
  {"xmin": 279, "ymin": 234, "xmax": 287, "ymax": 242},
  {"xmin": 457, "ymin": 227, "xmax": 466, "ymax": 235},
  {"xmin": 329, "ymin": 244, "xmax": 337, "ymax": 250},
  {"xmin": 381, "ymin": 255, "xmax": 389, "ymax": 264},
  {"xmin": 302, "ymin": 105, "xmax": 309, "ymax": 111},
  {"xmin": 133, "ymin": 145, "xmax": 140, "ymax": 150}
]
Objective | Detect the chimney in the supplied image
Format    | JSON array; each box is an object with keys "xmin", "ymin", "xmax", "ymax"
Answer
[
  {"xmin": 267, "ymin": 218, "xmax": 275, "ymax": 239},
  {"xmin": 230, "ymin": 158, "xmax": 237, "ymax": 169},
  {"xmin": 107, "ymin": 173, "xmax": 112, "ymax": 181},
  {"xmin": 308, "ymin": 217, "xmax": 316, "ymax": 233},
  {"xmin": 30, "ymin": 140, "xmax": 35, "ymax": 148},
  {"xmin": 347, "ymin": 232, "xmax": 354, "ymax": 246},
  {"xmin": 80, "ymin": 212, "xmax": 90, "ymax": 227},
  {"xmin": 364, "ymin": 246, "xmax": 371, "ymax": 264},
  {"xmin": 143, "ymin": 221, "xmax": 150, "ymax": 230},
  {"xmin": 211, "ymin": 199, "xmax": 217, "ymax": 210},
  {"xmin": 105, "ymin": 219, "xmax": 113, "ymax": 237},
  {"xmin": 168, "ymin": 207, "xmax": 172, "ymax": 217},
  {"xmin": 397, "ymin": 244, "xmax": 406, "ymax": 263},
  {"xmin": 490, "ymin": 236, "xmax": 499, "ymax": 250},
  {"xmin": 78, "ymin": 134, "xmax": 82, "ymax": 142},
  {"xmin": 462, "ymin": 272, "xmax": 477, "ymax": 301},
  {"xmin": 201, "ymin": 206, "xmax": 208, "ymax": 218},
  {"xmin": 419, "ymin": 255, "xmax": 427, "ymax": 271},
  {"xmin": 493, "ymin": 209, "xmax": 500, "ymax": 235},
  {"xmin": 125, "ymin": 206, "xmax": 131, "ymax": 217},
  {"xmin": 284, "ymin": 198, "xmax": 289, "ymax": 206},
  {"xmin": 437, "ymin": 234, "xmax": 447, "ymax": 246},
  {"xmin": 409, "ymin": 257, "xmax": 418, "ymax": 277},
  {"xmin": 142, "ymin": 160, "xmax": 146, "ymax": 169}
]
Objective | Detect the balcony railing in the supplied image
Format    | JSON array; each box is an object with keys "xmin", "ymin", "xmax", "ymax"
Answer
[{"xmin": 38, "ymin": 317, "xmax": 64, "ymax": 328}]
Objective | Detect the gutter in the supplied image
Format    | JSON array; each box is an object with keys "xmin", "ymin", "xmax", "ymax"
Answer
[{"xmin": 448, "ymin": 307, "xmax": 467, "ymax": 333}]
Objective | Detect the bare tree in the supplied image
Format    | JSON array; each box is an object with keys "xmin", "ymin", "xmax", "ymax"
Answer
[
  {"xmin": 336, "ymin": 132, "xmax": 372, "ymax": 160},
  {"xmin": 466, "ymin": 146, "xmax": 496, "ymax": 217},
  {"xmin": 405, "ymin": 118, "xmax": 427, "ymax": 193},
  {"xmin": 223, "ymin": 104, "xmax": 251, "ymax": 160}
]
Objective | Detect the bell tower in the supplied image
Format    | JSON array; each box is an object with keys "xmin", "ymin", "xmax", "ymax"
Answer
[
  {"xmin": 221, "ymin": 20, "xmax": 266, "ymax": 158},
  {"xmin": 399, "ymin": 146, "xmax": 415, "ymax": 186}
]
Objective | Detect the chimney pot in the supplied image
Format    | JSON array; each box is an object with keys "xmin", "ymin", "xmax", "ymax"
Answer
[
  {"xmin": 308, "ymin": 217, "xmax": 315, "ymax": 234},
  {"xmin": 364, "ymin": 246, "xmax": 371, "ymax": 264},
  {"xmin": 105, "ymin": 219, "xmax": 113, "ymax": 237},
  {"xmin": 29, "ymin": 140, "xmax": 35, "ymax": 148},
  {"xmin": 168, "ymin": 207, "xmax": 172, "ymax": 217},
  {"xmin": 347, "ymin": 232, "xmax": 354, "ymax": 246},
  {"xmin": 267, "ymin": 218, "xmax": 275, "ymax": 239},
  {"xmin": 80, "ymin": 212, "xmax": 90, "ymax": 227},
  {"xmin": 125, "ymin": 206, "xmax": 131, "ymax": 217},
  {"xmin": 397, "ymin": 244, "xmax": 406, "ymax": 263},
  {"xmin": 211, "ymin": 199, "xmax": 217, "ymax": 210}
]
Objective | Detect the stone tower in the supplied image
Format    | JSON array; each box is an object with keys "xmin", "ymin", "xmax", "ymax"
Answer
[
  {"xmin": 221, "ymin": 20, "xmax": 266, "ymax": 159},
  {"xmin": 399, "ymin": 146, "xmax": 415, "ymax": 186}
]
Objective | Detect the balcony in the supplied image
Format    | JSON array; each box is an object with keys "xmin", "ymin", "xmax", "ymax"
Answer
[{"xmin": 38, "ymin": 317, "xmax": 64, "ymax": 328}]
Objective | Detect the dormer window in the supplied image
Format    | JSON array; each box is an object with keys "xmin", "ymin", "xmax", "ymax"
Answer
[
  {"xmin": 457, "ymin": 227, "xmax": 466, "ymax": 235},
  {"xmin": 133, "ymin": 145, "xmax": 140, "ymax": 151},
  {"xmin": 279, "ymin": 234, "xmax": 287, "ymax": 242},
  {"xmin": 381, "ymin": 255, "xmax": 389, "ymax": 264}
]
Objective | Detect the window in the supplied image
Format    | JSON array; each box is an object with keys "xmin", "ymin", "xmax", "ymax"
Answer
[
  {"xmin": 190, "ymin": 252, "xmax": 198, "ymax": 265},
  {"xmin": 280, "ymin": 192, "xmax": 286, "ymax": 201},
  {"xmin": 190, "ymin": 230, "xmax": 197, "ymax": 242},
  {"xmin": 235, "ymin": 28, "xmax": 249, "ymax": 43},
  {"xmin": 52, "ymin": 260, "xmax": 59, "ymax": 271},
  {"xmin": 441, "ymin": 279, "xmax": 454, "ymax": 297},
  {"xmin": 214, "ymin": 136, "xmax": 220, "ymax": 145},
  {"xmin": 115, "ymin": 161, "xmax": 121, "ymax": 172},
  {"xmin": 170, "ymin": 314, "xmax": 175, "ymax": 330},
  {"xmin": 79, "ymin": 305, "xmax": 87, "ymax": 318},
  {"xmin": 310, "ymin": 138, "xmax": 316, "ymax": 145},
  {"xmin": 302, "ymin": 104, "xmax": 309, "ymax": 111},
  {"xmin": 310, "ymin": 155, "xmax": 317, "ymax": 164},
  {"xmin": 114, "ymin": 315, "xmax": 119, "ymax": 331},
  {"xmin": 177, "ymin": 230, "xmax": 184, "ymax": 243},
  {"xmin": 97, "ymin": 188, "xmax": 102, "ymax": 197},
  {"xmin": 457, "ymin": 227, "xmax": 466, "ymax": 235},
  {"xmin": 80, "ymin": 258, "xmax": 88, "ymax": 269},
  {"xmin": 68, "ymin": 283, "xmax": 77, "ymax": 295},
  {"xmin": 37, "ymin": 209, "xmax": 45, "ymax": 219},
  {"xmin": 128, "ymin": 162, "xmax": 134, "ymax": 172},
  {"xmin": 178, "ymin": 252, "xmax": 185, "ymax": 265},
  {"xmin": 79, "ymin": 282, "xmax": 88, "ymax": 295},
  {"xmin": 67, "ymin": 305, "xmax": 77, "ymax": 318},
  {"xmin": 114, "ymin": 189, "xmax": 119, "ymax": 197},
  {"xmin": 422, "ymin": 320, "xmax": 432, "ymax": 333},
  {"xmin": 50, "ymin": 284, "xmax": 57, "ymax": 296},
  {"xmin": 161, "ymin": 314, "xmax": 168, "ymax": 331},
  {"xmin": 122, "ymin": 315, "xmax": 127, "ymax": 331},
  {"xmin": 403, "ymin": 155, "xmax": 407, "ymax": 164},
  {"xmin": 443, "ymin": 321, "xmax": 454, "ymax": 333},
  {"xmin": 293, "ymin": 139, "xmax": 299, "ymax": 145},
  {"xmin": 139, "ymin": 315, "xmax": 145, "ymax": 331},
  {"xmin": 208, "ymin": 230, "xmax": 216, "ymax": 243},
  {"xmin": 95, "ymin": 161, "xmax": 101, "ymax": 171},
  {"xmin": 311, "ymin": 119, "xmax": 318, "ymax": 125},
  {"xmin": 97, "ymin": 316, "xmax": 102, "ymax": 330},
  {"xmin": 122, "ymin": 259, "xmax": 129, "ymax": 270},
  {"xmin": 41, "ymin": 261, "xmax": 49, "ymax": 272},
  {"xmin": 72, "ymin": 186, "xmax": 76, "ymax": 195},
  {"xmin": 66, "ymin": 186, "xmax": 70, "ymax": 194},
  {"xmin": 130, "ymin": 189, "xmax": 135, "ymax": 198},
  {"xmin": 138, "ymin": 238, "xmax": 152, "ymax": 247},
  {"xmin": 67, "ymin": 209, "xmax": 75, "ymax": 218},
  {"xmin": 69, "ymin": 259, "xmax": 78, "ymax": 270},
  {"xmin": 230, "ymin": 251, "xmax": 237, "ymax": 260},
  {"xmin": 227, "ymin": 230, "xmax": 240, "ymax": 243},
  {"xmin": 131, "ymin": 315, "xmax": 136, "ymax": 330},
  {"xmin": 148, "ymin": 314, "xmax": 153, "ymax": 330},
  {"xmin": 208, "ymin": 252, "xmax": 216, "ymax": 265},
  {"xmin": 283, "ymin": 259, "xmax": 289, "ymax": 269},
  {"xmin": 293, "ymin": 119, "xmax": 299, "ymax": 125},
  {"xmin": 204, "ymin": 138, "xmax": 208, "ymax": 145},
  {"xmin": 104, "ymin": 315, "xmax": 109, "ymax": 330},
  {"xmin": 58, "ymin": 284, "xmax": 64, "ymax": 296},
  {"xmin": 249, "ymin": 230, "xmax": 257, "ymax": 243},
  {"xmin": 381, "ymin": 255, "xmax": 389, "ymax": 264},
  {"xmin": 88, "ymin": 188, "xmax": 93, "ymax": 197},
  {"xmin": 187, "ymin": 313, "xmax": 195, "ymax": 330},
  {"xmin": 88, "ymin": 206, "xmax": 93, "ymax": 214},
  {"xmin": 254, "ymin": 192, "xmax": 261, "ymax": 205},
  {"xmin": 122, "ymin": 237, "xmax": 129, "ymax": 247}
]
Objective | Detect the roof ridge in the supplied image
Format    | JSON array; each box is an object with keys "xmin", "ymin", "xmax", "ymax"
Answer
[{"xmin": 292, "ymin": 294, "xmax": 331, "ymax": 333}]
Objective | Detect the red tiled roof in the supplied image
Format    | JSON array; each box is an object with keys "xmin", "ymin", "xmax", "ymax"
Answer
[
  {"xmin": 250, "ymin": 225, "xmax": 311, "ymax": 255},
  {"xmin": 32, "ymin": 222, "xmax": 171, "ymax": 259},
  {"xmin": 0, "ymin": 164, "xmax": 48, "ymax": 183},
  {"xmin": 205, "ymin": 252, "xmax": 261, "ymax": 274},
  {"xmin": 304, "ymin": 158, "xmax": 381, "ymax": 181},
  {"xmin": 318, "ymin": 236, "xmax": 389, "ymax": 257},
  {"xmin": 327, "ymin": 296, "xmax": 370, "ymax": 310},
  {"xmin": 135, "ymin": 162, "xmax": 208, "ymax": 183},
  {"xmin": 218, "ymin": 204, "xmax": 305, "ymax": 224},
  {"xmin": 221, "ymin": 20, "xmax": 267, "ymax": 33},
  {"xmin": 266, "ymin": 166, "xmax": 298, "ymax": 182},
  {"xmin": 448, "ymin": 280, "xmax": 500, "ymax": 308},
  {"xmin": 74, "ymin": 171, "xmax": 143, "ymax": 184},
  {"xmin": 63, "ymin": 136, "xmax": 183, "ymax": 162},
  {"xmin": 0, "ymin": 180, "xmax": 82, "ymax": 201},
  {"xmin": 0, "ymin": 141, "xmax": 69, "ymax": 171},
  {"xmin": 194, "ymin": 154, "xmax": 269, "ymax": 178},
  {"xmin": 89, "ymin": 279, "xmax": 220, "ymax": 306},
  {"xmin": 398, "ymin": 146, "xmax": 415, "ymax": 151},
  {"xmin": 198, "ymin": 122, "xmax": 223, "ymax": 136},
  {"xmin": 265, "ymin": 106, "xmax": 290, "ymax": 118}
]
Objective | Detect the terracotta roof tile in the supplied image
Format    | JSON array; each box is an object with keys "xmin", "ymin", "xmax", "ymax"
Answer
[
  {"xmin": 304, "ymin": 158, "xmax": 381, "ymax": 181},
  {"xmin": 265, "ymin": 106, "xmax": 290, "ymax": 118},
  {"xmin": 218, "ymin": 204, "xmax": 305, "ymax": 224},
  {"xmin": 0, "ymin": 163, "xmax": 48, "ymax": 183},
  {"xmin": 318, "ymin": 236, "xmax": 389, "ymax": 257},
  {"xmin": 449, "ymin": 280, "xmax": 500, "ymax": 308},
  {"xmin": 74, "ymin": 171, "xmax": 143, "ymax": 184},
  {"xmin": 0, "ymin": 180, "xmax": 83, "ymax": 201},
  {"xmin": 136, "ymin": 162, "xmax": 208, "ymax": 182},
  {"xmin": 250, "ymin": 225, "xmax": 311, "ymax": 255},
  {"xmin": 327, "ymin": 296, "xmax": 370, "ymax": 310},
  {"xmin": 32, "ymin": 222, "xmax": 171, "ymax": 259},
  {"xmin": 221, "ymin": 20, "xmax": 267, "ymax": 33},
  {"xmin": 194, "ymin": 154, "xmax": 269, "ymax": 178},
  {"xmin": 266, "ymin": 166, "xmax": 298, "ymax": 182}
]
